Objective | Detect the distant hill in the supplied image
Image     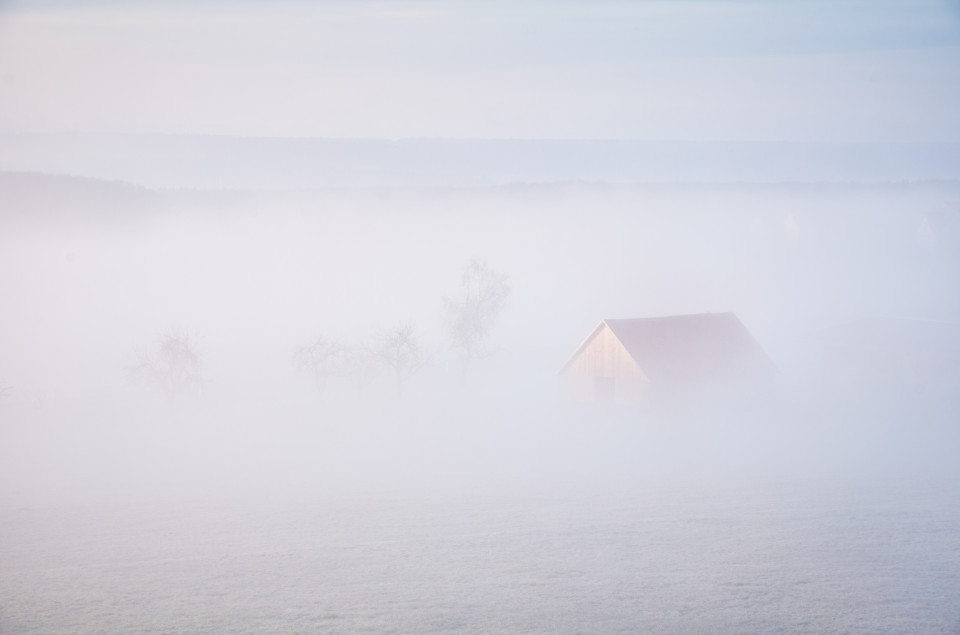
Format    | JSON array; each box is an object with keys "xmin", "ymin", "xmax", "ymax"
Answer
[
  {"xmin": 2, "ymin": 134, "xmax": 960, "ymax": 190},
  {"xmin": 0, "ymin": 171, "xmax": 166, "ymax": 222}
]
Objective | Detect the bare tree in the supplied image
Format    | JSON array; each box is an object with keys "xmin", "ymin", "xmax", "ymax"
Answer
[
  {"xmin": 294, "ymin": 335, "xmax": 353, "ymax": 392},
  {"xmin": 371, "ymin": 323, "xmax": 427, "ymax": 395},
  {"xmin": 443, "ymin": 259, "xmax": 511, "ymax": 379},
  {"xmin": 131, "ymin": 328, "xmax": 202, "ymax": 404}
]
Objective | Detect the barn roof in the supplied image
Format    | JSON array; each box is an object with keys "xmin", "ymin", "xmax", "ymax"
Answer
[{"xmin": 561, "ymin": 312, "xmax": 776, "ymax": 385}]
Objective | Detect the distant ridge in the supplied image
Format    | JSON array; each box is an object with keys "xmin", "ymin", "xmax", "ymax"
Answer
[
  {"xmin": 2, "ymin": 134, "xmax": 960, "ymax": 190},
  {"xmin": 0, "ymin": 171, "xmax": 165, "ymax": 220}
]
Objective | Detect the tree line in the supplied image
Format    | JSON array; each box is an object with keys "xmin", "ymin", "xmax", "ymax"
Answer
[{"xmin": 130, "ymin": 259, "xmax": 510, "ymax": 404}]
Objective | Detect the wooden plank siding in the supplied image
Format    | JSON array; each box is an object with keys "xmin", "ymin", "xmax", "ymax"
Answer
[{"xmin": 562, "ymin": 323, "xmax": 649, "ymax": 401}]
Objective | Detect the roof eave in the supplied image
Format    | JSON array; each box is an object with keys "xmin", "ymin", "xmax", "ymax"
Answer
[{"xmin": 557, "ymin": 320, "xmax": 608, "ymax": 376}]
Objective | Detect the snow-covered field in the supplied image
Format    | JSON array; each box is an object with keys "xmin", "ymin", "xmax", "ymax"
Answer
[
  {"xmin": 0, "ymin": 402, "xmax": 960, "ymax": 633},
  {"xmin": 2, "ymin": 467, "xmax": 959, "ymax": 633}
]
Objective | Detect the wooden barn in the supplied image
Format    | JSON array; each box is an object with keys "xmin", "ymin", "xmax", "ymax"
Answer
[{"xmin": 559, "ymin": 312, "xmax": 776, "ymax": 401}]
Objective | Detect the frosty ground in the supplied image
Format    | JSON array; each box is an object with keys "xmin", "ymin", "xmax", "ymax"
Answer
[
  {"xmin": 2, "ymin": 398, "xmax": 959, "ymax": 634},
  {"xmin": 2, "ymin": 477, "xmax": 958, "ymax": 633}
]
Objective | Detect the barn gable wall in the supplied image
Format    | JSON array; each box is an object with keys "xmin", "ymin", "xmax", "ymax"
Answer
[{"xmin": 564, "ymin": 323, "xmax": 649, "ymax": 400}]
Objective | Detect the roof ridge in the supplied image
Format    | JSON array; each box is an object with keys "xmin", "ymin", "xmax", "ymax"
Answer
[{"xmin": 605, "ymin": 312, "xmax": 734, "ymax": 323}]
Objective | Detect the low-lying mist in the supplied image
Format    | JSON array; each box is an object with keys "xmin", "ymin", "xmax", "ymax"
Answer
[{"xmin": 2, "ymin": 179, "xmax": 958, "ymax": 507}]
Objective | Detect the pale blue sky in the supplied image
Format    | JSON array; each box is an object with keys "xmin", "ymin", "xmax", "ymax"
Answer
[{"xmin": 0, "ymin": 0, "xmax": 958, "ymax": 140}]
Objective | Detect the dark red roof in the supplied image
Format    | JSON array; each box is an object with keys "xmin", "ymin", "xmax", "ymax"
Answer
[{"xmin": 602, "ymin": 313, "xmax": 776, "ymax": 386}]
